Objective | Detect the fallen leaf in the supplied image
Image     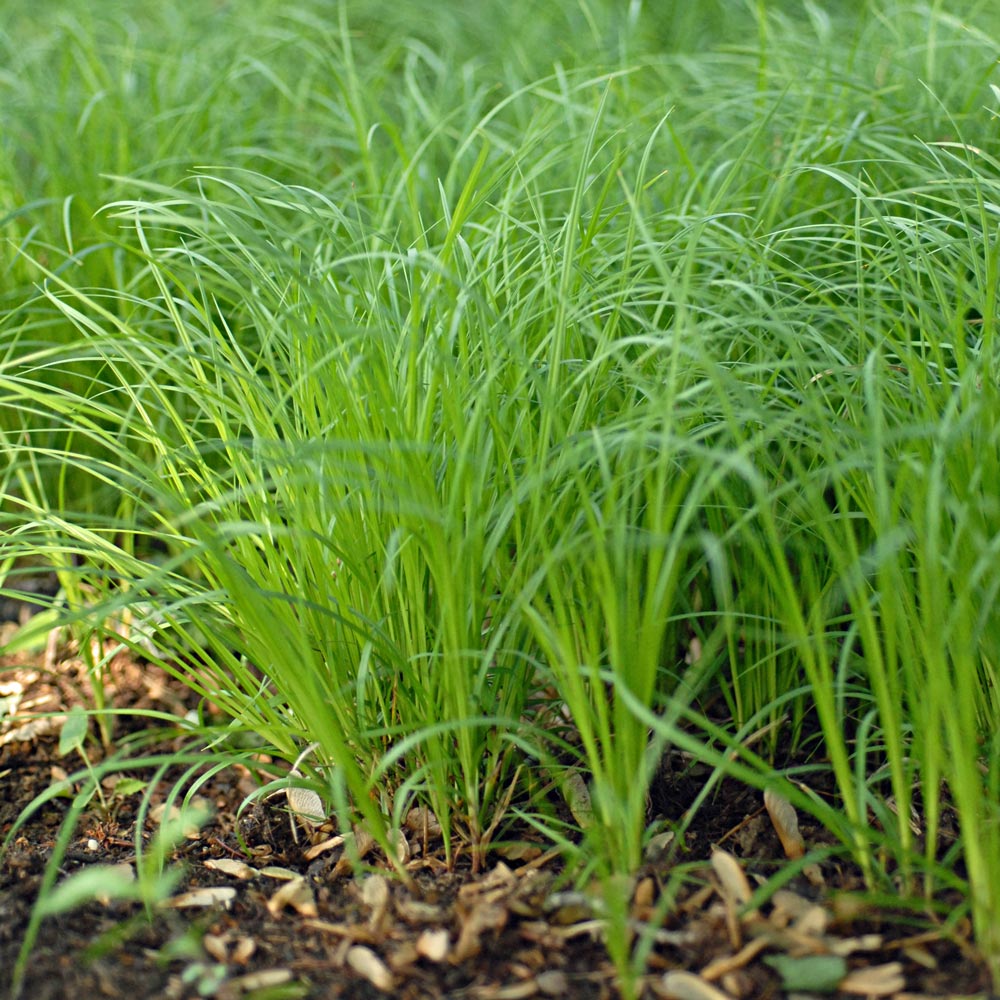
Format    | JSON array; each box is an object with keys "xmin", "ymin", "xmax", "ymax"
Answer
[{"xmin": 763, "ymin": 954, "xmax": 846, "ymax": 992}]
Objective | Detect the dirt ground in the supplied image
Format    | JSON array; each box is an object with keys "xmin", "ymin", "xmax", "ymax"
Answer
[{"xmin": 0, "ymin": 631, "xmax": 995, "ymax": 1000}]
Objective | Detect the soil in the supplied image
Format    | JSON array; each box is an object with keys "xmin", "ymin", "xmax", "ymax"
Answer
[{"xmin": 0, "ymin": 624, "xmax": 995, "ymax": 1000}]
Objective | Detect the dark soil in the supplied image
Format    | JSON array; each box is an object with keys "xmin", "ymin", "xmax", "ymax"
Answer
[{"xmin": 0, "ymin": 627, "xmax": 994, "ymax": 1000}]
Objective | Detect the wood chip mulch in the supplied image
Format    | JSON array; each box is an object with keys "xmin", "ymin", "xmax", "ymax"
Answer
[{"xmin": 0, "ymin": 626, "xmax": 995, "ymax": 1000}]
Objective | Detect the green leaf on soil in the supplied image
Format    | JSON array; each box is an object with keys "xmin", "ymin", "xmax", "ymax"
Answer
[{"xmin": 763, "ymin": 954, "xmax": 847, "ymax": 992}]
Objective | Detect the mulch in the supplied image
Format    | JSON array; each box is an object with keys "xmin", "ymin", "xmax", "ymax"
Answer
[{"xmin": 0, "ymin": 623, "xmax": 995, "ymax": 1000}]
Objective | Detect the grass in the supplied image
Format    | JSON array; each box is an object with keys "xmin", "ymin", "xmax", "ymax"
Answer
[{"xmin": 3, "ymin": 0, "xmax": 1000, "ymax": 992}]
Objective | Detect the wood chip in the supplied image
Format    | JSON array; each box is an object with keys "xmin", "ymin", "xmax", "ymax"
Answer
[
  {"xmin": 838, "ymin": 962, "xmax": 906, "ymax": 995},
  {"xmin": 303, "ymin": 834, "xmax": 345, "ymax": 861},
  {"xmin": 266, "ymin": 876, "xmax": 317, "ymax": 918},
  {"xmin": 536, "ymin": 970, "xmax": 569, "ymax": 996},
  {"xmin": 203, "ymin": 858, "xmax": 257, "ymax": 880},
  {"xmin": 231, "ymin": 936, "xmax": 256, "ymax": 964},
  {"xmin": 202, "ymin": 933, "xmax": 230, "ymax": 963},
  {"xmin": 415, "ymin": 928, "xmax": 450, "ymax": 962},
  {"xmin": 764, "ymin": 788, "xmax": 805, "ymax": 859},
  {"xmin": 700, "ymin": 936, "xmax": 770, "ymax": 981},
  {"xmin": 162, "ymin": 886, "xmax": 237, "ymax": 909},
  {"xmin": 225, "ymin": 968, "xmax": 293, "ymax": 991},
  {"xmin": 656, "ymin": 970, "xmax": 736, "ymax": 1000},
  {"xmin": 710, "ymin": 849, "xmax": 752, "ymax": 907},
  {"xmin": 387, "ymin": 827, "xmax": 410, "ymax": 866},
  {"xmin": 260, "ymin": 865, "xmax": 300, "ymax": 880},
  {"xmin": 360, "ymin": 874, "xmax": 391, "ymax": 931},
  {"xmin": 346, "ymin": 945, "xmax": 395, "ymax": 991},
  {"xmin": 452, "ymin": 902, "xmax": 508, "ymax": 962}
]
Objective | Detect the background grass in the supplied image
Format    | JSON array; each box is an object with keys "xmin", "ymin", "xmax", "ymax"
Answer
[{"xmin": 3, "ymin": 0, "xmax": 1000, "ymax": 987}]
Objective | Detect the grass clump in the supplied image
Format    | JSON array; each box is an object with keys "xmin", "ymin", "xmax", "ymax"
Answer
[{"xmin": 3, "ymin": 0, "xmax": 1000, "ymax": 988}]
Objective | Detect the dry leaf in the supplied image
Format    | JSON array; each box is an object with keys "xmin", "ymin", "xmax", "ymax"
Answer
[
  {"xmin": 346, "ymin": 945, "xmax": 395, "ymax": 991},
  {"xmin": 764, "ymin": 788, "xmax": 805, "ymax": 859},
  {"xmin": 203, "ymin": 858, "xmax": 258, "ymax": 880}
]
